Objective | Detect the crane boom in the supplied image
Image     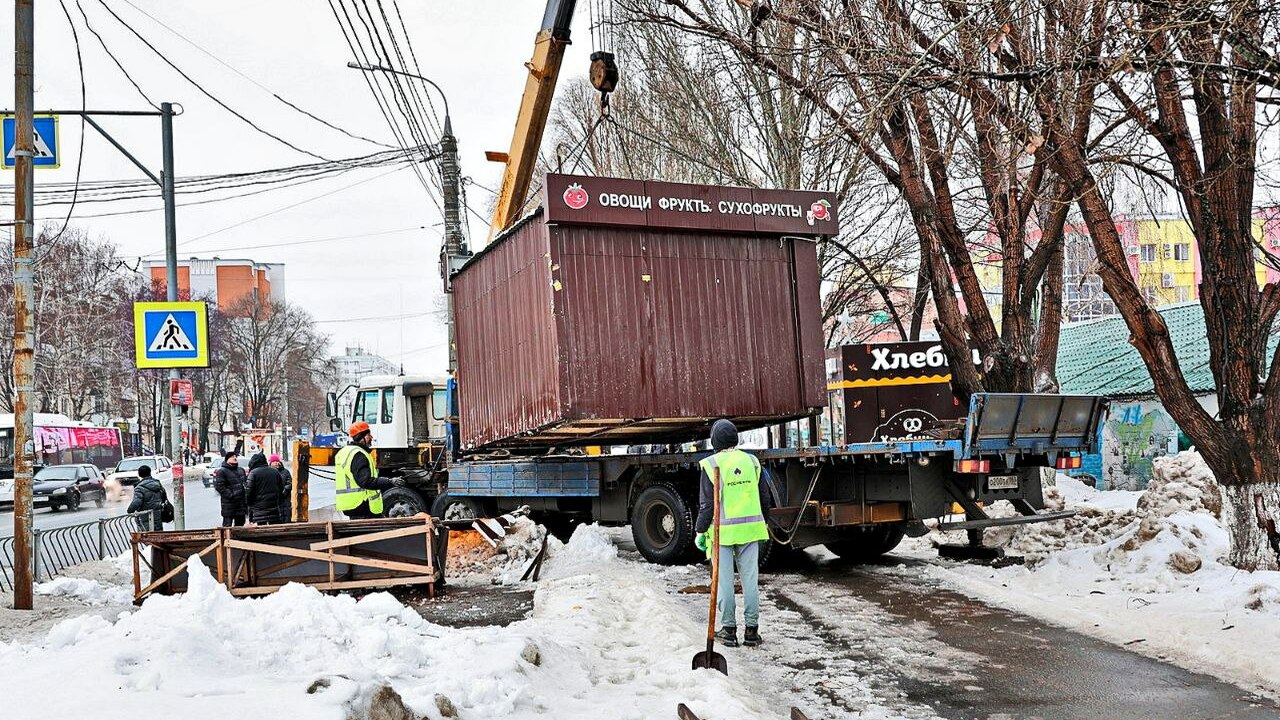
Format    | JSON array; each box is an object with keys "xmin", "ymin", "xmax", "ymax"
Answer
[{"xmin": 486, "ymin": 0, "xmax": 577, "ymax": 243}]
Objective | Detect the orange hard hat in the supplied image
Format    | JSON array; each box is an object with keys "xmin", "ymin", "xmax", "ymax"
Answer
[{"xmin": 348, "ymin": 421, "xmax": 371, "ymax": 438}]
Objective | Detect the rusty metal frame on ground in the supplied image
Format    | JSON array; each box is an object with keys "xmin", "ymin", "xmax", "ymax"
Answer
[{"xmin": 129, "ymin": 516, "xmax": 441, "ymax": 603}]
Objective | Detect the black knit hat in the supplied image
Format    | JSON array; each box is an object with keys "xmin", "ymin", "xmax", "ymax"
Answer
[{"xmin": 710, "ymin": 419, "xmax": 739, "ymax": 451}]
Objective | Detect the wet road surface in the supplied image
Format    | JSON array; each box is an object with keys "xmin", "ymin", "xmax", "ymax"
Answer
[
  {"xmin": 776, "ymin": 555, "xmax": 1280, "ymax": 719},
  {"xmin": 0, "ymin": 470, "xmax": 337, "ymax": 535}
]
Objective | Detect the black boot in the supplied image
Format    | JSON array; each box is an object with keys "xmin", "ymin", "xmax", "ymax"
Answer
[
  {"xmin": 743, "ymin": 626, "xmax": 761, "ymax": 646},
  {"xmin": 715, "ymin": 626, "xmax": 739, "ymax": 647}
]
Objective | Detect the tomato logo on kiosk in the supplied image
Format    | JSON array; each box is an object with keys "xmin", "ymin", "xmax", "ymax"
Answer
[
  {"xmin": 563, "ymin": 183, "xmax": 589, "ymax": 210},
  {"xmin": 807, "ymin": 199, "xmax": 832, "ymax": 225}
]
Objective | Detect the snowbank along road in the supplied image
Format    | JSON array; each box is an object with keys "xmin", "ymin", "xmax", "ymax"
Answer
[{"xmin": 2, "ymin": 452, "xmax": 1279, "ymax": 718}]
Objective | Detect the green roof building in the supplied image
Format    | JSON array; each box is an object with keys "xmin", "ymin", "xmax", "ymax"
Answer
[{"xmin": 1057, "ymin": 302, "xmax": 1279, "ymax": 489}]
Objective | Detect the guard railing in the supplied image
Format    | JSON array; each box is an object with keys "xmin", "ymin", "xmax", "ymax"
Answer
[{"xmin": 0, "ymin": 513, "xmax": 145, "ymax": 592}]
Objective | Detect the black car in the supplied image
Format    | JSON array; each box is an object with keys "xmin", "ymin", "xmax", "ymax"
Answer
[{"xmin": 33, "ymin": 464, "xmax": 107, "ymax": 512}]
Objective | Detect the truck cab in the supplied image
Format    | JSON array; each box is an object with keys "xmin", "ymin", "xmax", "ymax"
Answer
[{"xmin": 337, "ymin": 374, "xmax": 450, "ymax": 475}]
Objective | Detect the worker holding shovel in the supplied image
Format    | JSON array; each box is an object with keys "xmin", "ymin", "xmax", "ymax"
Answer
[{"xmin": 694, "ymin": 420, "xmax": 775, "ymax": 651}]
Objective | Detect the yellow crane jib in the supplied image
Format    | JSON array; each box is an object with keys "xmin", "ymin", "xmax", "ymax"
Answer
[{"xmin": 486, "ymin": 0, "xmax": 577, "ymax": 243}]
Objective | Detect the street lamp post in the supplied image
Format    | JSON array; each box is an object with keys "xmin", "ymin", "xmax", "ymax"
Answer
[{"xmin": 347, "ymin": 62, "xmax": 468, "ymax": 373}]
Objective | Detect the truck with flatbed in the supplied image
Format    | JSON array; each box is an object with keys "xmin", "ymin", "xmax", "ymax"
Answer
[
  {"xmin": 321, "ymin": 172, "xmax": 1108, "ymax": 564},
  {"xmin": 326, "ymin": 373, "xmax": 1104, "ymax": 563}
]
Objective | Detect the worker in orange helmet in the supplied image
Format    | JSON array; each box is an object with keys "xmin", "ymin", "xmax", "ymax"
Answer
[{"xmin": 333, "ymin": 421, "xmax": 404, "ymax": 518}]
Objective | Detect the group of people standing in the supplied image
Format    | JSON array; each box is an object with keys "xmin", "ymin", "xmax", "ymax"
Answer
[{"xmin": 212, "ymin": 452, "xmax": 294, "ymax": 526}]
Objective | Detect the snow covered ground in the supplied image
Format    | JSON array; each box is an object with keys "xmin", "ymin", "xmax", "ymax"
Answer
[
  {"xmin": 892, "ymin": 451, "xmax": 1280, "ymax": 700},
  {"xmin": 5, "ymin": 451, "xmax": 1279, "ymax": 717},
  {"xmin": 0, "ymin": 526, "xmax": 789, "ymax": 720}
]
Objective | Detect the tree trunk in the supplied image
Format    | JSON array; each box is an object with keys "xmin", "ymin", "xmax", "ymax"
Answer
[
  {"xmin": 1033, "ymin": 241, "xmax": 1064, "ymax": 392},
  {"xmin": 1220, "ymin": 482, "xmax": 1280, "ymax": 572},
  {"xmin": 909, "ymin": 260, "xmax": 931, "ymax": 342}
]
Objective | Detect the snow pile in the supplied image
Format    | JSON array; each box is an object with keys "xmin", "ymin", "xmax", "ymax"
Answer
[
  {"xmin": 1, "ymin": 523, "xmax": 778, "ymax": 719},
  {"xmin": 917, "ymin": 452, "xmax": 1280, "ymax": 698},
  {"xmin": 35, "ymin": 577, "xmax": 133, "ymax": 607},
  {"xmin": 447, "ymin": 517, "xmax": 548, "ymax": 586},
  {"xmin": 922, "ymin": 475, "xmax": 1143, "ymax": 564},
  {"xmin": 540, "ymin": 522, "xmax": 616, "ymax": 580}
]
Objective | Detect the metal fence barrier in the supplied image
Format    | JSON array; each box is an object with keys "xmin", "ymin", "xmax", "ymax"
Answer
[{"xmin": 0, "ymin": 513, "xmax": 144, "ymax": 593}]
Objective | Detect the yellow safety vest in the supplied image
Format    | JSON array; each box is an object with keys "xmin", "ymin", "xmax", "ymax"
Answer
[
  {"xmin": 699, "ymin": 449, "xmax": 769, "ymax": 546},
  {"xmin": 334, "ymin": 444, "xmax": 383, "ymax": 515}
]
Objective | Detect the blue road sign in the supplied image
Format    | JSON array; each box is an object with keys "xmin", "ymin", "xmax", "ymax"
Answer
[
  {"xmin": 134, "ymin": 302, "xmax": 210, "ymax": 369},
  {"xmin": 2, "ymin": 115, "xmax": 59, "ymax": 169}
]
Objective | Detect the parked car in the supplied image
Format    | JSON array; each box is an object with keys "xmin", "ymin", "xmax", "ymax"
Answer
[
  {"xmin": 33, "ymin": 464, "xmax": 107, "ymax": 511},
  {"xmin": 108, "ymin": 455, "xmax": 173, "ymax": 486},
  {"xmin": 201, "ymin": 455, "xmax": 246, "ymax": 488},
  {"xmin": 193, "ymin": 452, "xmax": 220, "ymax": 486},
  {"xmin": 0, "ymin": 476, "xmax": 12, "ymax": 507}
]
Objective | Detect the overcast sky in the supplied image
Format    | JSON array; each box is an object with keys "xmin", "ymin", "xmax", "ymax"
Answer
[{"xmin": 1, "ymin": 0, "xmax": 602, "ymax": 375}]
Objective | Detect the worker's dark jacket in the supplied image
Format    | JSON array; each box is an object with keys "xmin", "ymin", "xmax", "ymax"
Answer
[
  {"xmin": 128, "ymin": 476, "xmax": 166, "ymax": 531},
  {"xmin": 695, "ymin": 460, "xmax": 777, "ymax": 535},
  {"xmin": 213, "ymin": 462, "xmax": 249, "ymax": 518},
  {"xmin": 276, "ymin": 466, "xmax": 294, "ymax": 522},
  {"xmin": 350, "ymin": 450, "xmax": 395, "ymax": 492},
  {"xmin": 245, "ymin": 453, "xmax": 287, "ymax": 525}
]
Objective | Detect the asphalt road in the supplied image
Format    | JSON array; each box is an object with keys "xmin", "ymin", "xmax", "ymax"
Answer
[
  {"xmin": 0, "ymin": 468, "xmax": 337, "ymax": 535},
  {"xmin": 774, "ymin": 555, "xmax": 1280, "ymax": 720}
]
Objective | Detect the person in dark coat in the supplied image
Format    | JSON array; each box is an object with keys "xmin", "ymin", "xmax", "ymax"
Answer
[
  {"xmin": 213, "ymin": 452, "xmax": 248, "ymax": 526},
  {"xmin": 127, "ymin": 465, "xmax": 166, "ymax": 532},
  {"xmin": 269, "ymin": 454, "xmax": 293, "ymax": 522},
  {"xmin": 246, "ymin": 452, "xmax": 287, "ymax": 525}
]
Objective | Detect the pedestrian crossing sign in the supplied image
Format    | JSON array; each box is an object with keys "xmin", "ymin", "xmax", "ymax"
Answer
[
  {"xmin": 2, "ymin": 114, "xmax": 60, "ymax": 169},
  {"xmin": 134, "ymin": 301, "xmax": 210, "ymax": 369}
]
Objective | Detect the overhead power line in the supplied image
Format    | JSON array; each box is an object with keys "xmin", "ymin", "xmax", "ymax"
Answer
[
  {"xmin": 171, "ymin": 225, "xmax": 427, "ymax": 256},
  {"xmin": 75, "ymin": 0, "xmax": 158, "ymax": 109},
  {"xmin": 43, "ymin": 0, "xmax": 89, "ymax": 257},
  {"xmin": 328, "ymin": 0, "xmax": 437, "ymax": 202},
  {"xmin": 94, "ymin": 0, "xmax": 333, "ymax": 161},
  {"xmin": 179, "ymin": 164, "xmax": 410, "ymax": 247},
  {"xmin": 12, "ymin": 145, "xmax": 431, "ymax": 207},
  {"xmin": 117, "ymin": 0, "xmax": 395, "ymax": 150}
]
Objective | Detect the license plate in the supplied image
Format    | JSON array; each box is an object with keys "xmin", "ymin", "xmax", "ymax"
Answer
[{"xmin": 987, "ymin": 474, "xmax": 1019, "ymax": 490}]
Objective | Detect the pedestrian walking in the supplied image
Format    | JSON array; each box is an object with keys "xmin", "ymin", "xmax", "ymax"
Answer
[
  {"xmin": 213, "ymin": 451, "xmax": 248, "ymax": 526},
  {"xmin": 334, "ymin": 421, "xmax": 403, "ymax": 519},
  {"xmin": 245, "ymin": 452, "xmax": 287, "ymax": 525},
  {"xmin": 694, "ymin": 419, "xmax": 775, "ymax": 648},
  {"xmin": 270, "ymin": 454, "xmax": 294, "ymax": 522},
  {"xmin": 128, "ymin": 465, "xmax": 167, "ymax": 532}
]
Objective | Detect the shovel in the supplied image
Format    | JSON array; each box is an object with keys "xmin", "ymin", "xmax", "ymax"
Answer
[{"xmin": 692, "ymin": 467, "xmax": 728, "ymax": 675}]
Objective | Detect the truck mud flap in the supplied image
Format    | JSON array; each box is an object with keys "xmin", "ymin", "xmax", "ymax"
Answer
[{"xmin": 937, "ymin": 509, "xmax": 1076, "ymax": 532}]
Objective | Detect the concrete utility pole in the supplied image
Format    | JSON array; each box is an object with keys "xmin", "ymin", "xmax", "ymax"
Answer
[
  {"xmin": 11, "ymin": 0, "xmax": 36, "ymax": 610},
  {"xmin": 438, "ymin": 116, "xmax": 465, "ymax": 373},
  {"xmin": 161, "ymin": 102, "xmax": 185, "ymax": 530},
  {"xmin": 345, "ymin": 62, "xmax": 468, "ymax": 372}
]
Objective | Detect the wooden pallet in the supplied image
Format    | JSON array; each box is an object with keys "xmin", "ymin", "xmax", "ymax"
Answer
[{"xmin": 130, "ymin": 515, "xmax": 441, "ymax": 603}]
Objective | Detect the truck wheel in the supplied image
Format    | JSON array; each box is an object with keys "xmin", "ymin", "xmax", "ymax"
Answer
[
  {"xmin": 382, "ymin": 487, "xmax": 429, "ymax": 517},
  {"xmin": 430, "ymin": 492, "xmax": 485, "ymax": 521},
  {"xmin": 631, "ymin": 483, "xmax": 697, "ymax": 565},
  {"xmin": 824, "ymin": 523, "xmax": 907, "ymax": 562}
]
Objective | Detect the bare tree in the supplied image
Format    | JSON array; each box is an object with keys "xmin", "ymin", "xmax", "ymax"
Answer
[
  {"xmin": 989, "ymin": 0, "xmax": 1280, "ymax": 569},
  {"xmin": 223, "ymin": 293, "xmax": 330, "ymax": 432},
  {"xmin": 545, "ymin": 16, "xmax": 922, "ymax": 347},
  {"xmin": 0, "ymin": 226, "xmax": 140, "ymax": 419},
  {"xmin": 618, "ymin": 0, "xmax": 1108, "ymax": 395},
  {"xmin": 631, "ymin": 0, "xmax": 1280, "ymax": 569}
]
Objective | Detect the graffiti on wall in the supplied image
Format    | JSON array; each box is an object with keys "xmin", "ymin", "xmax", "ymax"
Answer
[{"xmin": 1096, "ymin": 402, "xmax": 1178, "ymax": 491}]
